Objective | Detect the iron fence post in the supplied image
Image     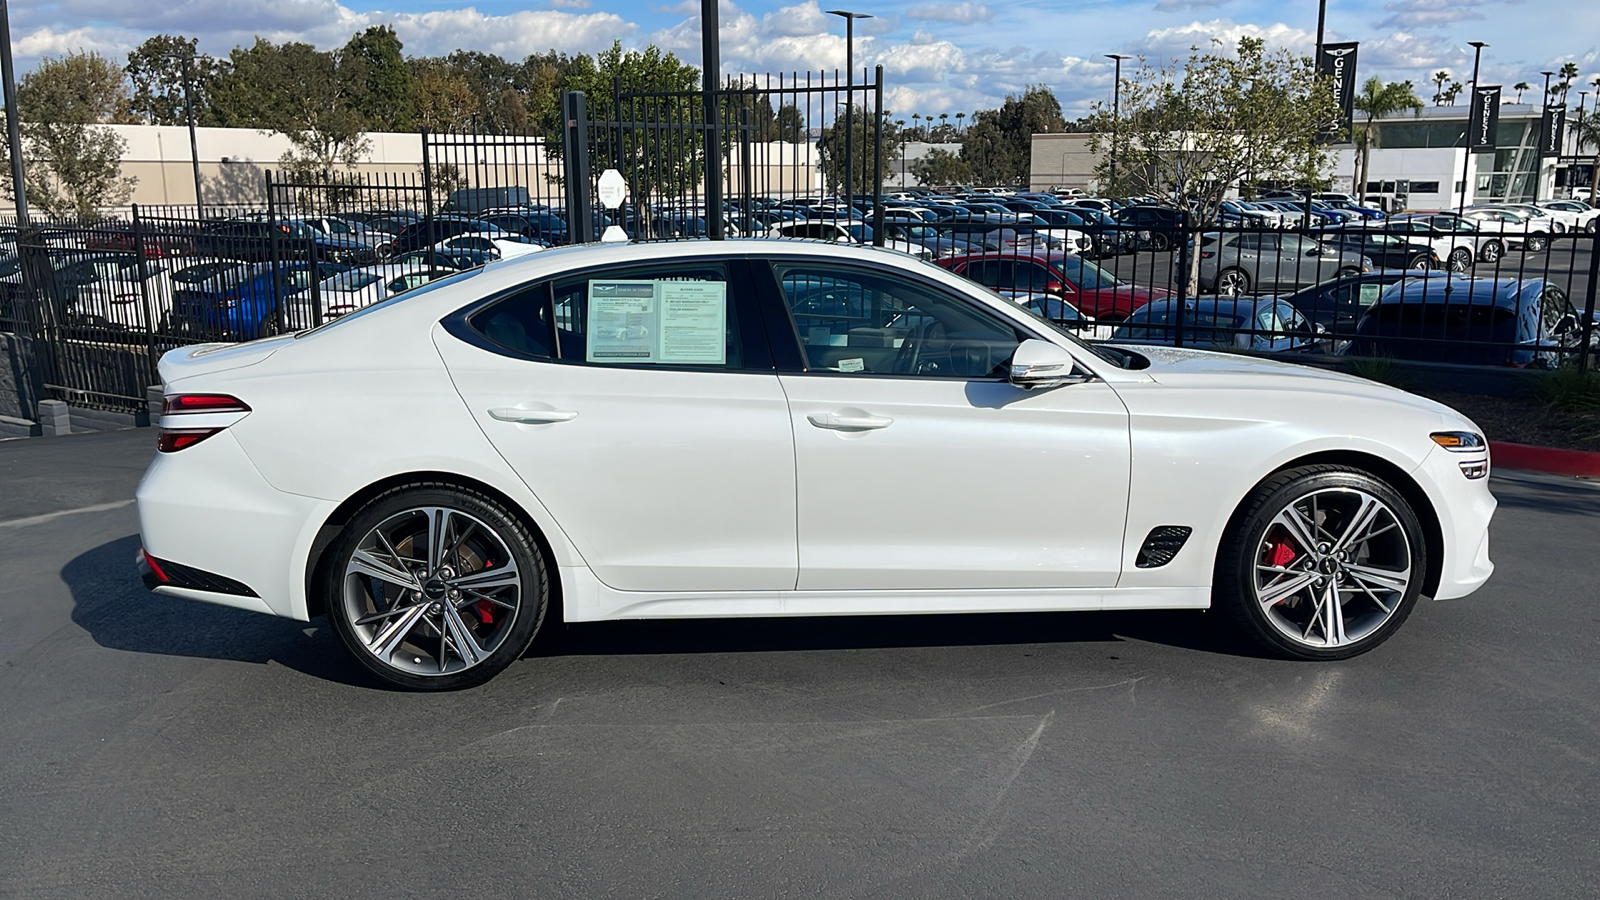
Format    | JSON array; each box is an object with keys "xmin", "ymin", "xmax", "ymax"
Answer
[
  {"xmin": 1581, "ymin": 228, "xmax": 1598, "ymax": 372},
  {"xmin": 1172, "ymin": 224, "xmax": 1190, "ymax": 348},
  {"xmin": 265, "ymin": 171, "xmax": 287, "ymax": 337},
  {"xmin": 562, "ymin": 91, "xmax": 594, "ymax": 245},
  {"xmin": 128, "ymin": 205, "xmax": 160, "ymax": 382},
  {"xmin": 421, "ymin": 128, "xmax": 435, "ymax": 271}
]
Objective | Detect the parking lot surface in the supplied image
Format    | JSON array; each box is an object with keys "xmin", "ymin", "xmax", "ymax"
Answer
[{"xmin": 2, "ymin": 429, "xmax": 1597, "ymax": 898}]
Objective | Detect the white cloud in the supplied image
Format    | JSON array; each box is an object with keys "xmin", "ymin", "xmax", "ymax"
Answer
[
  {"xmin": 1376, "ymin": 0, "xmax": 1524, "ymax": 31},
  {"xmin": 904, "ymin": 3, "xmax": 992, "ymax": 25},
  {"xmin": 15, "ymin": 25, "xmax": 141, "ymax": 59},
  {"xmin": 551, "ymin": 0, "xmax": 593, "ymax": 8},
  {"xmin": 1152, "ymin": 0, "xmax": 1231, "ymax": 11}
]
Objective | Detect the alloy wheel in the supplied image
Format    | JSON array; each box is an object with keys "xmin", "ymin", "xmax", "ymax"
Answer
[
  {"xmin": 340, "ymin": 506, "xmax": 522, "ymax": 677},
  {"xmin": 1252, "ymin": 487, "xmax": 1412, "ymax": 650},
  {"xmin": 1216, "ymin": 270, "xmax": 1248, "ymax": 297},
  {"xmin": 1447, "ymin": 247, "xmax": 1472, "ymax": 273}
]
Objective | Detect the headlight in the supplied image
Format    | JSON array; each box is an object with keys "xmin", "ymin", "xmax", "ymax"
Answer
[{"xmin": 1430, "ymin": 431, "xmax": 1486, "ymax": 451}]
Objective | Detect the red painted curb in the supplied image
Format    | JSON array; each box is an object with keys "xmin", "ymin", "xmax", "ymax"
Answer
[{"xmin": 1489, "ymin": 442, "xmax": 1600, "ymax": 478}]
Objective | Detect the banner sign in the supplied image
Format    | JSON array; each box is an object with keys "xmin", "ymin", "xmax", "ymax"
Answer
[
  {"xmin": 1316, "ymin": 42, "xmax": 1360, "ymax": 140},
  {"xmin": 1540, "ymin": 104, "xmax": 1566, "ymax": 159},
  {"xmin": 1468, "ymin": 85, "xmax": 1501, "ymax": 154}
]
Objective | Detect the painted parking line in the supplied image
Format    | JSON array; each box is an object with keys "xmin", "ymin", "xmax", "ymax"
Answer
[{"xmin": 0, "ymin": 499, "xmax": 136, "ymax": 529}]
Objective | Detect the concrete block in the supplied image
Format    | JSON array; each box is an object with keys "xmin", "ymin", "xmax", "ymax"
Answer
[{"xmin": 38, "ymin": 399, "xmax": 71, "ymax": 437}]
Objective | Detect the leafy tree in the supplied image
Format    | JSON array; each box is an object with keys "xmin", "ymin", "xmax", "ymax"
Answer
[
  {"xmin": 774, "ymin": 104, "xmax": 804, "ymax": 142},
  {"xmin": 960, "ymin": 86, "xmax": 1066, "ymax": 186},
  {"xmin": 125, "ymin": 35, "xmax": 217, "ymax": 126},
  {"xmin": 1084, "ymin": 37, "xmax": 1338, "ymax": 294},
  {"xmin": 557, "ymin": 42, "xmax": 701, "ymax": 220},
  {"xmin": 1431, "ymin": 71, "xmax": 1451, "ymax": 106},
  {"xmin": 1576, "ymin": 111, "xmax": 1600, "ymax": 204},
  {"xmin": 1513, "ymin": 82, "xmax": 1530, "ymax": 104},
  {"xmin": 411, "ymin": 57, "xmax": 481, "ymax": 133},
  {"xmin": 344, "ymin": 26, "xmax": 415, "ymax": 132},
  {"xmin": 1352, "ymin": 77, "xmax": 1423, "ymax": 203},
  {"xmin": 1558, "ymin": 62, "xmax": 1580, "ymax": 103},
  {"xmin": 16, "ymin": 51, "xmax": 137, "ymax": 218},
  {"xmin": 435, "ymin": 50, "xmax": 529, "ymax": 132},
  {"xmin": 818, "ymin": 105, "xmax": 901, "ymax": 195},
  {"xmin": 909, "ymin": 147, "xmax": 970, "ymax": 186}
]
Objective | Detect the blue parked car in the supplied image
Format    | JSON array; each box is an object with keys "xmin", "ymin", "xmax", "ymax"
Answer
[
  {"xmin": 1109, "ymin": 297, "xmax": 1320, "ymax": 354},
  {"xmin": 169, "ymin": 259, "xmax": 351, "ymax": 339},
  {"xmin": 1345, "ymin": 277, "xmax": 1581, "ymax": 368}
]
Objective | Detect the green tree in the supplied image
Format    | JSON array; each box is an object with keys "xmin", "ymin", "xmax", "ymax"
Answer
[
  {"xmin": 343, "ymin": 26, "xmax": 415, "ymax": 132},
  {"xmin": 1084, "ymin": 37, "xmax": 1338, "ymax": 294},
  {"xmin": 1352, "ymin": 77, "xmax": 1423, "ymax": 203},
  {"xmin": 125, "ymin": 35, "xmax": 217, "ymax": 126},
  {"xmin": 1513, "ymin": 82, "xmax": 1530, "ymax": 104},
  {"xmin": 436, "ymin": 50, "xmax": 528, "ymax": 132},
  {"xmin": 909, "ymin": 147, "xmax": 970, "ymax": 186},
  {"xmin": 774, "ymin": 104, "xmax": 804, "ymax": 142},
  {"xmin": 410, "ymin": 57, "xmax": 481, "ymax": 133},
  {"xmin": 557, "ymin": 42, "xmax": 701, "ymax": 220},
  {"xmin": 959, "ymin": 86, "xmax": 1067, "ymax": 186},
  {"xmin": 1558, "ymin": 62, "xmax": 1580, "ymax": 103},
  {"xmin": 1576, "ymin": 111, "xmax": 1600, "ymax": 204},
  {"xmin": 817, "ymin": 105, "xmax": 901, "ymax": 195},
  {"xmin": 16, "ymin": 51, "xmax": 137, "ymax": 218}
]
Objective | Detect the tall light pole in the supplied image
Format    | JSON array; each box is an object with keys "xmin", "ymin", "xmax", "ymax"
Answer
[
  {"xmin": 1540, "ymin": 70, "xmax": 1555, "ymax": 201},
  {"xmin": 1307, "ymin": 0, "xmax": 1326, "ymax": 228},
  {"xmin": 701, "ymin": 0, "xmax": 723, "ymax": 238},
  {"xmin": 1105, "ymin": 54, "xmax": 1128, "ymax": 197},
  {"xmin": 1457, "ymin": 41, "xmax": 1487, "ymax": 215},
  {"xmin": 826, "ymin": 10, "xmax": 871, "ymax": 204},
  {"xmin": 0, "ymin": 0, "xmax": 29, "ymax": 224},
  {"xmin": 1576, "ymin": 91, "xmax": 1590, "ymax": 198}
]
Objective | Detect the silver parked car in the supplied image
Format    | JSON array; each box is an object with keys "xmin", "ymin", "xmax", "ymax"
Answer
[{"xmin": 1193, "ymin": 232, "xmax": 1372, "ymax": 296}]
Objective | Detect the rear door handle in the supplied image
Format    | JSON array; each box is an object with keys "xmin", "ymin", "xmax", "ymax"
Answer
[
  {"xmin": 807, "ymin": 412, "xmax": 893, "ymax": 431},
  {"xmin": 488, "ymin": 407, "xmax": 578, "ymax": 425}
]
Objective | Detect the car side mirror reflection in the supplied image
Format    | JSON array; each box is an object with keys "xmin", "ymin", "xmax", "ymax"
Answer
[{"xmin": 1008, "ymin": 339, "xmax": 1089, "ymax": 390}]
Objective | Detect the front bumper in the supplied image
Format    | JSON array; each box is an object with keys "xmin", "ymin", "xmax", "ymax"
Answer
[{"xmin": 1415, "ymin": 444, "xmax": 1497, "ymax": 600}]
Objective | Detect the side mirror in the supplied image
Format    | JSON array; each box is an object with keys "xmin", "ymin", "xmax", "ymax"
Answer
[
  {"xmin": 1009, "ymin": 339, "xmax": 1088, "ymax": 390},
  {"xmin": 1306, "ymin": 247, "xmax": 1323, "ymax": 257}
]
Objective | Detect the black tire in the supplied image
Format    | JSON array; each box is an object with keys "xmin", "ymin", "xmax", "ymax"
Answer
[
  {"xmin": 1447, "ymin": 247, "xmax": 1473, "ymax": 272},
  {"xmin": 1587, "ymin": 219, "xmax": 1597, "ymax": 235},
  {"xmin": 1525, "ymin": 233, "xmax": 1548, "ymax": 253},
  {"xmin": 1214, "ymin": 465, "xmax": 1426, "ymax": 661},
  {"xmin": 1479, "ymin": 239, "xmax": 1504, "ymax": 263},
  {"xmin": 1407, "ymin": 254, "xmax": 1433, "ymax": 271},
  {"xmin": 1215, "ymin": 267, "xmax": 1251, "ymax": 297},
  {"xmin": 1149, "ymin": 232, "xmax": 1171, "ymax": 252},
  {"xmin": 324, "ymin": 484, "xmax": 549, "ymax": 690}
]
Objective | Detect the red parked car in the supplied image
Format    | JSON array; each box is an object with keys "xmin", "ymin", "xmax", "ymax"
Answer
[{"xmin": 937, "ymin": 251, "xmax": 1169, "ymax": 320}]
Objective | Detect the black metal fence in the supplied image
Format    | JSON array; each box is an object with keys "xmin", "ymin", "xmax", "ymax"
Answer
[{"xmin": 3, "ymin": 73, "xmax": 1598, "ymax": 418}]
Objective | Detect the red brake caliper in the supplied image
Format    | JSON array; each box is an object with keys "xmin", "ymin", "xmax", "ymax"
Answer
[
  {"xmin": 474, "ymin": 558, "xmax": 495, "ymax": 625},
  {"xmin": 1269, "ymin": 541, "xmax": 1298, "ymax": 568}
]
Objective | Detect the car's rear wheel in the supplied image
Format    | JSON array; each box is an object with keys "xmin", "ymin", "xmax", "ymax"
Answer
[
  {"xmin": 1215, "ymin": 466, "xmax": 1425, "ymax": 660},
  {"xmin": 1525, "ymin": 233, "xmax": 1548, "ymax": 253},
  {"xmin": 1407, "ymin": 254, "xmax": 1432, "ymax": 271},
  {"xmin": 1447, "ymin": 247, "xmax": 1473, "ymax": 272},
  {"xmin": 325, "ymin": 485, "xmax": 548, "ymax": 690},
  {"xmin": 1479, "ymin": 239, "xmax": 1504, "ymax": 263},
  {"xmin": 1149, "ymin": 232, "xmax": 1171, "ymax": 252},
  {"xmin": 1215, "ymin": 268, "xmax": 1250, "ymax": 297},
  {"xmin": 1587, "ymin": 219, "xmax": 1598, "ymax": 235}
]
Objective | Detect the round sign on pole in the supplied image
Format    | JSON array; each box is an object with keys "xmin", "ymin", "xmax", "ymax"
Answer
[{"xmin": 597, "ymin": 169, "xmax": 628, "ymax": 210}]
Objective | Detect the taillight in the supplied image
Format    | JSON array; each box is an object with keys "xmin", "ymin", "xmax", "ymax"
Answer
[
  {"xmin": 163, "ymin": 393, "xmax": 251, "ymax": 416},
  {"xmin": 158, "ymin": 428, "xmax": 222, "ymax": 452}
]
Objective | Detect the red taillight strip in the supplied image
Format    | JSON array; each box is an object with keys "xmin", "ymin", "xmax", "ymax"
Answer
[
  {"xmin": 162, "ymin": 394, "xmax": 251, "ymax": 416},
  {"xmin": 157, "ymin": 428, "xmax": 222, "ymax": 453}
]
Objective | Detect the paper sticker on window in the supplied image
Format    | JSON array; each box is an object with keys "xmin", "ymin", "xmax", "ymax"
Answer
[
  {"xmin": 837, "ymin": 358, "xmax": 865, "ymax": 373},
  {"xmin": 1358, "ymin": 284, "xmax": 1382, "ymax": 308},
  {"xmin": 586, "ymin": 279, "xmax": 727, "ymax": 365}
]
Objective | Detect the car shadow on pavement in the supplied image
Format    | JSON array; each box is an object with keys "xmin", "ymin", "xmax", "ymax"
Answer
[{"xmin": 63, "ymin": 535, "xmax": 379, "ymax": 688}]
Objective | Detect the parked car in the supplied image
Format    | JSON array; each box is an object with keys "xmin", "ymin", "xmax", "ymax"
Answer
[
  {"xmin": 83, "ymin": 222, "xmax": 196, "ymax": 259},
  {"xmin": 168, "ymin": 259, "xmax": 351, "ymax": 339},
  {"xmin": 480, "ymin": 211, "xmax": 569, "ymax": 244},
  {"xmin": 299, "ymin": 264, "xmax": 455, "ymax": 320},
  {"xmin": 768, "ymin": 219, "xmax": 933, "ymax": 260},
  {"xmin": 443, "ymin": 186, "xmax": 532, "ymax": 215},
  {"xmin": 1312, "ymin": 194, "xmax": 1386, "ymax": 220},
  {"xmin": 137, "ymin": 239, "xmax": 1496, "ymax": 689},
  {"xmin": 388, "ymin": 217, "xmax": 513, "ymax": 257},
  {"xmin": 426, "ymin": 232, "xmax": 545, "ymax": 261},
  {"xmin": 1534, "ymin": 199, "xmax": 1600, "ymax": 234},
  {"xmin": 1277, "ymin": 269, "xmax": 1457, "ymax": 335},
  {"xmin": 1313, "ymin": 229, "xmax": 1440, "ymax": 271},
  {"xmin": 1424, "ymin": 208, "xmax": 1554, "ymax": 253},
  {"xmin": 938, "ymin": 251, "xmax": 1170, "ymax": 320},
  {"xmin": 1195, "ymin": 231, "xmax": 1372, "ymax": 296},
  {"xmin": 194, "ymin": 218, "xmax": 378, "ymax": 265},
  {"xmin": 1352, "ymin": 219, "xmax": 1483, "ymax": 270},
  {"xmin": 1346, "ymin": 277, "xmax": 1580, "ymax": 367},
  {"xmin": 1110, "ymin": 297, "xmax": 1320, "ymax": 354},
  {"xmin": 1114, "ymin": 205, "xmax": 1189, "ymax": 250}
]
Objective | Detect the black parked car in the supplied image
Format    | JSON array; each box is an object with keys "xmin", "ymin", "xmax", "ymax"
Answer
[
  {"xmin": 194, "ymin": 219, "xmax": 377, "ymax": 265},
  {"xmin": 387, "ymin": 216, "xmax": 509, "ymax": 256},
  {"xmin": 1278, "ymin": 269, "xmax": 1455, "ymax": 335},
  {"xmin": 1314, "ymin": 229, "xmax": 1440, "ymax": 271},
  {"xmin": 1345, "ymin": 277, "xmax": 1580, "ymax": 368},
  {"xmin": 1114, "ymin": 205, "xmax": 1189, "ymax": 251}
]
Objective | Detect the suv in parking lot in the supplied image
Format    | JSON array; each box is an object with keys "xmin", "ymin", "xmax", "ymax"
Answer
[{"xmin": 1195, "ymin": 232, "xmax": 1372, "ymax": 296}]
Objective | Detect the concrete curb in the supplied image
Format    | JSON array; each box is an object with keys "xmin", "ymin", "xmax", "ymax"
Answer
[{"xmin": 1490, "ymin": 442, "xmax": 1600, "ymax": 478}]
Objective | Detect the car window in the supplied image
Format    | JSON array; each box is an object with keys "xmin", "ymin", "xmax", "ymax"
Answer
[
  {"xmin": 1054, "ymin": 257, "xmax": 1115, "ymax": 290},
  {"xmin": 325, "ymin": 271, "xmax": 382, "ymax": 291},
  {"xmin": 774, "ymin": 264, "xmax": 1024, "ymax": 378},
  {"xmin": 470, "ymin": 262, "xmax": 741, "ymax": 367}
]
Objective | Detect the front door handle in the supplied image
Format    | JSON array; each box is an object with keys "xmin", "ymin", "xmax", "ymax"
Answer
[
  {"xmin": 488, "ymin": 407, "xmax": 578, "ymax": 425},
  {"xmin": 807, "ymin": 412, "xmax": 893, "ymax": 431}
]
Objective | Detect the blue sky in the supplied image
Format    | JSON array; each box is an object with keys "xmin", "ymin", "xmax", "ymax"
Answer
[{"xmin": 11, "ymin": 0, "xmax": 1600, "ymax": 117}]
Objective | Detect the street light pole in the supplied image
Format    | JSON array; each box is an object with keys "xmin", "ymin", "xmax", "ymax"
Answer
[
  {"xmin": 1307, "ymin": 0, "xmax": 1327, "ymax": 228},
  {"xmin": 0, "ymin": 0, "xmax": 29, "ymax": 224},
  {"xmin": 1104, "ymin": 54, "xmax": 1128, "ymax": 197},
  {"xmin": 827, "ymin": 10, "xmax": 871, "ymax": 205},
  {"xmin": 1457, "ymin": 41, "xmax": 1487, "ymax": 216},
  {"xmin": 1577, "ymin": 91, "xmax": 1590, "ymax": 198},
  {"xmin": 1540, "ymin": 70, "xmax": 1555, "ymax": 201},
  {"xmin": 181, "ymin": 55, "xmax": 205, "ymax": 216}
]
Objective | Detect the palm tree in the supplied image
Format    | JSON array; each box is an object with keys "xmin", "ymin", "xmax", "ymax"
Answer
[
  {"xmin": 938, "ymin": 112, "xmax": 950, "ymax": 137},
  {"xmin": 955, "ymin": 111, "xmax": 965, "ymax": 132},
  {"xmin": 1432, "ymin": 70, "xmax": 1451, "ymax": 106},
  {"xmin": 1353, "ymin": 77, "xmax": 1425, "ymax": 203},
  {"xmin": 1559, "ymin": 62, "xmax": 1580, "ymax": 102},
  {"xmin": 1514, "ymin": 82, "xmax": 1530, "ymax": 104},
  {"xmin": 1443, "ymin": 82, "xmax": 1464, "ymax": 106},
  {"xmin": 912, "ymin": 112, "xmax": 922, "ymax": 139}
]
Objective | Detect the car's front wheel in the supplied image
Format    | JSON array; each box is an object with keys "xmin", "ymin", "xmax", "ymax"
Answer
[
  {"xmin": 325, "ymin": 484, "xmax": 549, "ymax": 690},
  {"xmin": 1479, "ymin": 239, "xmax": 1504, "ymax": 263},
  {"xmin": 1447, "ymin": 247, "xmax": 1473, "ymax": 272},
  {"xmin": 1525, "ymin": 233, "xmax": 1548, "ymax": 253},
  {"xmin": 1215, "ymin": 466, "xmax": 1426, "ymax": 660},
  {"xmin": 1215, "ymin": 268, "xmax": 1250, "ymax": 297}
]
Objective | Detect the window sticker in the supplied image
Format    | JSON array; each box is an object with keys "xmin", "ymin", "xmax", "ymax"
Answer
[
  {"xmin": 837, "ymin": 358, "xmax": 865, "ymax": 373},
  {"xmin": 1358, "ymin": 284, "xmax": 1382, "ymax": 308},
  {"xmin": 586, "ymin": 279, "xmax": 727, "ymax": 365}
]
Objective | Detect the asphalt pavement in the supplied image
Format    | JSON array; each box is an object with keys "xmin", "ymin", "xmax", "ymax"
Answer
[{"xmin": 2, "ymin": 429, "xmax": 1598, "ymax": 899}]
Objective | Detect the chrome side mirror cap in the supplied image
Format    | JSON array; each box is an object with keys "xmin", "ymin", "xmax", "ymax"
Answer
[{"xmin": 1008, "ymin": 339, "xmax": 1090, "ymax": 390}]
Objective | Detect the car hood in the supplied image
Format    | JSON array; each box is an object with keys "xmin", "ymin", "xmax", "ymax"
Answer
[
  {"xmin": 157, "ymin": 336, "xmax": 297, "ymax": 386},
  {"xmin": 1123, "ymin": 345, "xmax": 1471, "ymax": 424}
]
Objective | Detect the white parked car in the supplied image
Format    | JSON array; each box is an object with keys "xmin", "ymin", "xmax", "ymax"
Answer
[
  {"xmin": 138, "ymin": 240, "xmax": 1496, "ymax": 690},
  {"xmin": 1459, "ymin": 206, "xmax": 1557, "ymax": 251},
  {"xmin": 1533, "ymin": 199, "xmax": 1600, "ymax": 234},
  {"xmin": 427, "ymin": 232, "xmax": 545, "ymax": 261},
  {"xmin": 303, "ymin": 264, "xmax": 452, "ymax": 319},
  {"xmin": 769, "ymin": 218, "xmax": 934, "ymax": 260}
]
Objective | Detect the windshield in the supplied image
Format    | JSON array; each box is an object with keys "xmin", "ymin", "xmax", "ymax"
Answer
[{"xmin": 1056, "ymin": 256, "xmax": 1117, "ymax": 290}]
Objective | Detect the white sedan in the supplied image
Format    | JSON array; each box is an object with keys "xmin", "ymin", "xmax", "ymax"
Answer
[
  {"xmin": 427, "ymin": 232, "xmax": 545, "ymax": 260},
  {"xmin": 303, "ymin": 263, "xmax": 449, "ymax": 319},
  {"xmin": 137, "ymin": 241, "xmax": 1496, "ymax": 690}
]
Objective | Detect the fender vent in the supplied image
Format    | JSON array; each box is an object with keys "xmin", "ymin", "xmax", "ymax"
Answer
[{"xmin": 1136, "ymin": 526, "xmax": 1193, "ymax": 568}]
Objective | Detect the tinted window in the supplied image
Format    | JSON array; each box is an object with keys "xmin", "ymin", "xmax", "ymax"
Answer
[{"xmin": 775, "ymin": 264, "xmax": 1023, "ymax": 378}]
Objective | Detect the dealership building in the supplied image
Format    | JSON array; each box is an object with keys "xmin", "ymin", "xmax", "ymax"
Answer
[{"xmin": 1030, "ymin": 103, "xmax": 1594, "ymax": 209}]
